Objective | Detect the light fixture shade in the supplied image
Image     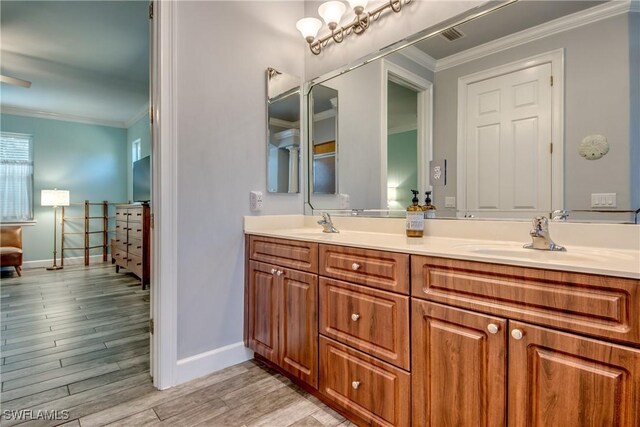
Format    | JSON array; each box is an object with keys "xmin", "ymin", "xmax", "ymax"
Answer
[
  {"xmin": 348, "ymin": 0, "xmax": 368, "ymax": 12},
  {"xmin": 41, "ymin": 189, "xmax": 70, "ymax": 207},
  {"xmin": 296, "ymin": 17, "xmax": 322, "ymax": 41},
  {"xmin": 318, "ymin": 1, "xmax": 347, "ymax": 27}
]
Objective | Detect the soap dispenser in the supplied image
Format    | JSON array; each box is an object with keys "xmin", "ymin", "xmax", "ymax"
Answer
[
  {"xmin": 423, "ymin": 191, "xmax": 437, "ymax": 219},
  {"xmin": 406, "ymin": 190, "xmax": 424, "ymax": 238}
]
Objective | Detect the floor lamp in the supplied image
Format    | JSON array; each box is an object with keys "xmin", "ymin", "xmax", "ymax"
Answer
[{"xmin": 41, "ymin": 189, "xmax": 70, "ymax": 271}]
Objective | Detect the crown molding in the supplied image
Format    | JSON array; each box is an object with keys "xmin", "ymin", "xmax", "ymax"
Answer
[
  {"xmin": 388, "ymin": 123, "xmax": 418, "ymax": 135},
  {"xmin": 0, "ymin": 105, "xmax": 127, "ymax": 128},
  {"xmin": 435, "ymin": 0, "xmax": 633, "ymax": 72},
  {"xmin": 398, "ymin": 46, "xmax": 437, "ymax": 72},
  {"xmin": 124, "ymin": 103, "xmax": 150, "ymax": 129},
  {"xmin": 313, "ymin": 109, "xmax": 336, "ymax": 121}
]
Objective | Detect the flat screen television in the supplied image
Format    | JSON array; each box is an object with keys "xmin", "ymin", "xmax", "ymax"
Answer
[{"xmin": 133, "ymin": 156, "xmax": 151, "ymax": 202}]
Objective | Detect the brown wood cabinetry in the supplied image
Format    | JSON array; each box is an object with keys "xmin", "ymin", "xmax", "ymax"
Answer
[
  {"xmin": 114, "ymin": 204, "xmax": 150, "ymax": 288},
  {"xmin": 246, "ymin": 239, "xmax": 319, "ymax": 387}
]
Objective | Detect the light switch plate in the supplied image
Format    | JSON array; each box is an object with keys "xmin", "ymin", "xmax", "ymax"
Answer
[
  {"xmin": 430, "ymin": 159, "xmax": 447, "ymax": 186},
  {"xmin": 250, "ymin": 191, "xmax": 263, "ymax": 211},
  {"xmin": 591, "ymin": 193, "xmax": 617, "ymax": 208}
]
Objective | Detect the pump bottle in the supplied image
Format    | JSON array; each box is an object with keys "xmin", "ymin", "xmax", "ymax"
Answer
[
  {"xmin": 406, "ymin": 190, "xmax": 424, "ymax": 237},
  {"xmin": 423, "ymin": 191, "xmax": 437, "ymax": 219}
]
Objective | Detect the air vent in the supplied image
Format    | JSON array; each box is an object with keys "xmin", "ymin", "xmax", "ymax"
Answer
[{"xmin": 440, "ymin": 27, "xmax": 465, "ymax": 42}]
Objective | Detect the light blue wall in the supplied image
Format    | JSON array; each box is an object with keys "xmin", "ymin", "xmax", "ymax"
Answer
[
  {"xmin": 126, "ymin": 113, "xmax": 151, "ymax": 201},
  {"xmin": 388, "ymin": 130, "xmax": 418, "ymax": 209},
  {"xmin": 0, "ymin": 114, "xmax": 128, "ymax": 262}
]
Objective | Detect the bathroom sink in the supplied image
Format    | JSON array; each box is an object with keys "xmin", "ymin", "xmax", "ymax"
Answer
[{"xmin": 453, "ymin": 243, "xmax": 634, "ymax": 263}]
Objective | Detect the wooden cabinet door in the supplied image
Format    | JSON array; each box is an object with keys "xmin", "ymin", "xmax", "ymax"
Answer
[
  {"xmin": 247, "ymin": 261, "xmax": 279, "ymax": 364},
  {"xmin": 412, "ymin": 300, "xmax": 507, "ymax": 427},
  {"xmin": 508, "ymin": 321, "xmax": 640, "ymax": 427},
  {"xmin": 279, "ymin": 268, "xmax": 318, "ymax": 388}
]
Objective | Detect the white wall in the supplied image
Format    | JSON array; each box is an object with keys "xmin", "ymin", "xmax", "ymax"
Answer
[
  {"xmin": 304, "ymin": 0, "xmax": 483, "ymax": 79},
  {"xmin": 175, "ymin": 1, "xmax": 304, "ymax": 366}
]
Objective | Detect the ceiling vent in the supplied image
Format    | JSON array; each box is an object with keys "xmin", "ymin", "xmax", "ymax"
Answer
[{"xmin": 440, "ymin": 27, "xmax": 465, "ymax": 42}]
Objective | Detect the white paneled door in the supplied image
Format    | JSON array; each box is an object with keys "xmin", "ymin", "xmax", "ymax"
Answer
[{"xmin": 464, "ymin": 62, "xmax": 552, "ymax": 217}]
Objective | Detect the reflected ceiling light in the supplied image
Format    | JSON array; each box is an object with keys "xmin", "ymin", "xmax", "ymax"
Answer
[
  {"xmin": 298, "ymin": 0, "xmax": 412, "ymax": 55},
  {"xmin": 0, "ymin": 74, "xmax": 31, "ymax": 88}
]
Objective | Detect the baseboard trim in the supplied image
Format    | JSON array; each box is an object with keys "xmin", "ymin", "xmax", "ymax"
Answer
[
  {"xmin": 176, "ymin": 341, "xmax": 253, "ymax": 385},
  {"xmin": 23, "ymin": 254, "xmax": 106, "ymax": 269}
]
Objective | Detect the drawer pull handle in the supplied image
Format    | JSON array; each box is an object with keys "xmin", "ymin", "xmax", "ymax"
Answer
[
  {"xmin": 487, "ymin": 324, "xmax": 499, "ymax": 334},
  {"xmin": 351, "ymin": 262, "xmax": 360, "ymax": 271},
  {"xmin": 351, "ymin": 381, "xmax": 360, "ymax": 390},
  {"xmin": 351, "ymin": 313, "xmax": 360, "ymax": 321},
  {"xmin": 511, "ymin": 329, "xmax": 524, "ymax": 340},
  {"xmin": 137, "ymin": 263, "xmax": 142, "ymax": 266}
]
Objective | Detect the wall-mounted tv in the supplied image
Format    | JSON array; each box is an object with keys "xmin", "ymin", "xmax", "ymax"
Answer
[{"xmin": 133, "ymin": 156, "xmax": 151, "ymax": 202}]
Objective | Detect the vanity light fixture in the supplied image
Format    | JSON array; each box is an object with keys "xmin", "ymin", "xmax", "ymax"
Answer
[{"xmin": 296, "ymin": 0, "xmax": 411, "ymax": 55}]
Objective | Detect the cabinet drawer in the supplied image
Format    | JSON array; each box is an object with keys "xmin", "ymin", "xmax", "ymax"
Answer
[
  {"xmin": 127, "ymin": 237, "xmax": 144, "ymax": 257},
  {"xmin": 412, "ymin": 255, "xmax": 640, "ymax": 346},
  {"xmin": 115, "ymin": 209, "xmax": 127, "ymax": 222},
  {"xmin": 249, "ymin": 235, "xmax": 318, "ymax": 273},
  {"xmin": 128, "ymin": 224, "xmax": 144, "ymax": 240},
  {"xmin": 320, "ymin": 278, "xmax": 409, "ymax": 369},
  {"xmin": 115, "ymin": 221, "xmax": 128, "ymax": 235},
  {"xmin": 320, "ymin": 245, "xmax": 409, "ymax": 294},
  {"xmin": 319, "ymin": 337, "xmax": 410, "ymax": 427},
  {"xmin": 127, "ymin": 253, "xmax": 144, "ymax": 278},
  {"xmin": 127, "ymin": 208, "xmax": 144, "ymax": 223},
  {"xmin": 113, "ymin": 249, "xmax": 127, "ymax": 265}
]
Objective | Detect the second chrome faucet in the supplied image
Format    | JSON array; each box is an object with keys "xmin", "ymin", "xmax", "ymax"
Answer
[
  {"xmin": 524, "ymin": 216, "xmax": 565, "ymax": 251},
  {"xmin": 318, "ymin": 212, "xmax": 339, "ymax": 233}
]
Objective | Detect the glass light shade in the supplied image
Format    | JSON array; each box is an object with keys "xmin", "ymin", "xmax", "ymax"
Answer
[
  {"xmin": 41, "ymin": 189, "xmax": 70, "ymax": 207},
  {"xmin": 296, "ymin": 17, "xmax": 322, "ymax": 41},
  {"xmin": 318, "ymin": 1, "xmax": 347, "ymax": 27},
  {"xmin": 348, "ymin": 0, "xmax": 368, "ymax": 13}
]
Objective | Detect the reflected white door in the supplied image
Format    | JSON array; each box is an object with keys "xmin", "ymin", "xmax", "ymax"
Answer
[{"xmin": 465, "ymin": 63, "xmax": 552, "ymax": 216}]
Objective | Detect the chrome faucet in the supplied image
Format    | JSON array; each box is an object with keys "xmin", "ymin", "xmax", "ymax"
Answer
[
  {"xmin": 523, "ymin": 216, "xmax": 565, "ymax": 251},
  {"xmin": 317, "ymin": 212, "xmax": 339, "ymax": 233}
]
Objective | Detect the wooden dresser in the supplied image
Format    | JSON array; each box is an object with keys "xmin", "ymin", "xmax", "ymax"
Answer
[
  {"xmin": 114, "ymin": 204, "xmax": 150, "ymax": 288},
  {"xmin": 245, "ymin": 234, "xmax": 640, "ymax": 427}
]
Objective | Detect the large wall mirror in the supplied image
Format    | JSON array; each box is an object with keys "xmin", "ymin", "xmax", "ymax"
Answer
[
  {"xmin": 267, "ymin": 67, "xmax": 301, "ymax": 193},
  {"xmin": 306, "ymin": 0, "xmax": 639, "ymax": 223}
]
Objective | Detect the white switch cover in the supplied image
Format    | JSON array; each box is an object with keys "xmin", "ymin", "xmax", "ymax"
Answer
[
  {"xmin": 591, "ymin": 193, "xmax": 617, "ymax": 208},
  {"xmin": 338, "ymin": 194, "xmax": 350, "ymax": 209},
  {"xmin": 445, "ymin": 197, "xmax": 456, "ymax": 208},
  {"xmin": 250, "ymin": 191, "xmax": 263, "ymax": 212}
]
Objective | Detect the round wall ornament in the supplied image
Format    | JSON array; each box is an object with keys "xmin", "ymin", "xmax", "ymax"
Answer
[{"xmin": 579, "ymin": 134, "xmax": 609, "ymax": 160}]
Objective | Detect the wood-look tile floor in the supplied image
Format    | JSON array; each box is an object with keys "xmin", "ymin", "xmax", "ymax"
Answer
[{"xmin": 1, "ymin": 265, "xmax": 354, "ymax": 427}]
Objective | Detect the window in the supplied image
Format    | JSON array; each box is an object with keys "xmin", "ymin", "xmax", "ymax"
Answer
[
  {"xmin": 132, "ymin": 139, "xmax": 141, "ymax": 163},
  {"xmin": 0, "ymin": 132, "xmax": 34, "ymax": 222}
]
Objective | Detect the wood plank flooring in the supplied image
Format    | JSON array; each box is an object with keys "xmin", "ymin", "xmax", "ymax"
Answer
[{"xmin": 1, "ymin": 265, "xmax": 356, "ymax": 427}]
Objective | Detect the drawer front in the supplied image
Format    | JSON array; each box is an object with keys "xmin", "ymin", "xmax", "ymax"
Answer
[
  {"xmin": 320, "ymin": 278, "xmax": 409, "ymax": 369},
  {"xmin": 128, "ymin": 225, "xmax": 144, "ymax": 241},
  {"xmin": 127, "ymin": 237, "xmax": 144, "ymax": 257},
  {"xmin": 127, "ymin": 253, "xmax": 144, "ymax": 278},
  {"xmin": 249, "ymin": 235, "xmax": 318, "ymax": 273},
  {"xmin": 116, "ymin": 240, "xmax": 128, "ymax": 254},
  {"xmin": 113, "ymin": 249, "xmax": 127, "ymax": 266},
  {"xmin": 127, "ymin": 207, "xmax": 144, "ymax": 223},
  {"xmin": 412, "ymin": 255, "xmax": 640, "ymax": 346},
  {"xmin": 319, "ymin": 337, "xmax": 410, "ymax": 427},
  {"xmin": 320, "ymin": 245, "xmax": 409, "ymax": 294},
  {"xmin": 115, "ymin": 221, "xmax": 128, "ymax": 237},
  {"xmin": 115, "ymin": 208, "xmax": 127, "ymax": 222}
]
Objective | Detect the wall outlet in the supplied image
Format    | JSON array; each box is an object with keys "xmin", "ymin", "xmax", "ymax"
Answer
[
  {"xmin": 591, "ymin": 193, "xmax": 617, "ymax": 208},
  {"xmin": 338, "ymin": 193, "xmax": 350, "ymax": 209},
  {"xmin": 250, "ymin": 191, "xmax": 263, "ymax": 212},
  {"xmin": 444, "ymin": 197, "xmax": 456, "ymax": 208}
]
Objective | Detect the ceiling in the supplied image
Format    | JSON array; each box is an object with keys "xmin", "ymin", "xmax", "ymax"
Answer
[
  {"xmin": 0, "ymin": 1, "xmax": 149, "ymax": 127},
  {"xmin": 414, "ymin": 1, "xmax": 607, "ymax": 59}
]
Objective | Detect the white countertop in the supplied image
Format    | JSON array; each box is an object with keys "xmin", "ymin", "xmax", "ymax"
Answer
[{"xmin": 244, "ymin": 216, "xmax": 640, "ymax": 280}]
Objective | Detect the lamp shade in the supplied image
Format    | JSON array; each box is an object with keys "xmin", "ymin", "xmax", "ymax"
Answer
[
  {"xmin": 318, "ymin": 1, "xmax": 346, "ymax": 27},
  {"xmin": 296, "ymin": 17, "xmax": 322, "ymax": 41},
  {"xmin": 41, "ymin": 189, "xmax": 70, "ymax": 207}
]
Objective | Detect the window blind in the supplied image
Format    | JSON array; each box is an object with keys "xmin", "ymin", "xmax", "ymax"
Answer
[{"xmin": 0, "ymin": 132, "xmax": 34, "ymax": 221}]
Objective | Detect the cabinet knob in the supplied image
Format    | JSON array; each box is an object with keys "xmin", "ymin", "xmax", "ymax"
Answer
[
  {"xmin": 276, "ymin": 270, "xmax": 283, "ymax": 277},
  {"xmin": 351, "ymin": 381, "xmax": 360, "ymax": 390},
  {"xmin": 351, "ymin": 262, "xmax": 360, "ymax": 271},
  {"xmin": 351, "ymin": 313, "xmax": 360, "ymax": 321},
  {"xmin": 511, "ymin": 329, "xmax": 524, "ymax": 340},
  {"xmin": 487, "ymin": 323, "xmax": 499, "ymax": 334},
  {"xmin": 270, "ymin": 268, "xmax": 277, "ymax": 275}
]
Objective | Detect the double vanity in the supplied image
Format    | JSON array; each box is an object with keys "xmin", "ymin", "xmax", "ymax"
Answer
[{"xmin": 244, "ymin": 215, "xmax": 640, "ymax": 426}]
